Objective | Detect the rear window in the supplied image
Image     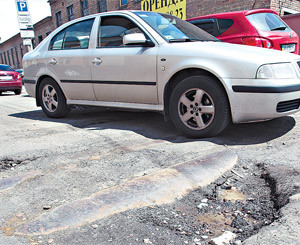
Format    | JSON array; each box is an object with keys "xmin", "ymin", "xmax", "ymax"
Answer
[
  {"xmin": 0, "ymin": 65, "xmax": 14, "ymax": 71},
  {"xmin": 189, "ymin": 18, "xmax": 234, "ymax": 37},
  {"xmin": 246, "ymin": 13, "xmax": 290, "ymax": 32}
]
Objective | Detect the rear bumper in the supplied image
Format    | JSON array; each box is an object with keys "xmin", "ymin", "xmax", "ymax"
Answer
[{"xmin": 0, "ymin": 81, "xmax": 22, "ymax": 92}]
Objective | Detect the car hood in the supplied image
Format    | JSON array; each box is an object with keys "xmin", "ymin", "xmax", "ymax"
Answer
[
  {"xmin": 171, "ymin": 41, "xmax": 299, "ymax": 63},
  {"xmin": 161, "ymin": 41, "xmax": 300, "ymax": 79}
]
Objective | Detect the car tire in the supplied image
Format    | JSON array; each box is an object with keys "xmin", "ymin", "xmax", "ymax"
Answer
[
  {"xmin": 169, "ymin": 75, "xmax": 230, "ymax": 138},
  {"xmin": 14, "ymin": 89, "xmax": 22, "ymax": 95},
  {"xmin": 39, "ymin": 78, "xmax": 70, "ymax": 118}
]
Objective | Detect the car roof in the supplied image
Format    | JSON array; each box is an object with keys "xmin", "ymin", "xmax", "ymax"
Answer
[{"xmin": 187, "ymin": 8, "xmax": 278, "ymax": 21}]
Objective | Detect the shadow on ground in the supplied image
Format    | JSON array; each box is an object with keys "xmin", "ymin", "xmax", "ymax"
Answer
[{"xmin": 9, "ymin": 106, "xmax": 296, "ymax": 146}]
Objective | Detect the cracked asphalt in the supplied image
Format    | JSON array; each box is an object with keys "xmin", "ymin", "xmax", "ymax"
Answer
[{"xmin": 0, "ymin": 89, "xmax": 300, "ymax": 245}]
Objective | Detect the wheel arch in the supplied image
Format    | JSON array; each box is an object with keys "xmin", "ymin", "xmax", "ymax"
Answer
[
  {"xmin": 35, "ymin": 75, "xmax": 65, "ymax": 107},
  {"xmin": 163, "ymin": 68, "xmax": 232, "ymax": 121}
]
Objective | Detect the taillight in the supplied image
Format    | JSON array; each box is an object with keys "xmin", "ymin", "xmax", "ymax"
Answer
[
  {"xmin": 261, "ymin": 39, "xmax": 273, "ymax": 49},
  {"xmin": 243, "ymin": 37, "xmax": 263, "ymax": 47},
  {"xmin": 13, "ymin": 73, "xmax": 21, "ymax": 80},
  {"xmin": 242, "ymin": 37, "xmax": 273, "ymax": 49}
]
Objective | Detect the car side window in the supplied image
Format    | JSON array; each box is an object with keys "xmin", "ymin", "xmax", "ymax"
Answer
[
  {"xmin": 217, "ymin": 19, "xmax": 234, "ymax": 35},
  {"xmin": 49, "ymin": 18, "xmax": 94, "ymax": 50},
  {"xmin": 49, "ymin": 30, "xmax": 66, "ymax": 50},
  {"xmin": 190, "ymin": 19, "xmax": 218, "ymax": 36},
  {"xmin": 98, "ymin": 16, "xmax": 143, "ymax": 47}
]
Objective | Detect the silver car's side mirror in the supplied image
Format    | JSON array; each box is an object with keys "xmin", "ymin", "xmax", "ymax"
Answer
[{"xmin": 123, "ymin": 33, "xmax": 154, "ymax": 47}]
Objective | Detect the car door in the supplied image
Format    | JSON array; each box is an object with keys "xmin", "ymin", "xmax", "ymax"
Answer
[
  {"xmin": 90, "ymin": 14, "xmax": 158, "ymax": 104},
  {"xmin": 45, "ymin": 18, "xmax": 96, "ymax": 101}
]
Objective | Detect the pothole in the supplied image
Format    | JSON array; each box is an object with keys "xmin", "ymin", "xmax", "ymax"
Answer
[
  {"xmin": 134, "ymin": 161, "xmax": 300, "ymax": 244},
  {"xmin": 0, "ymin": 158, "xmax": 23, "ymax": 171},
  {"xmin": 0, "ymin": 157, "xmax": 37, "ymax": 171}
]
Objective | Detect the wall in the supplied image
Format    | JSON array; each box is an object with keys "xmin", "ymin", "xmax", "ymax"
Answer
[
  {"xmin": 32, "ymin": 17, "xmax": 54, "ymax": 48},
  {"xmin": 282, "ymin": 13, "xmax": 300, "ymax": 54},
  {"xmin": 0, "ymin": 33, "xmax": 29, "ymax": 69},
  {"xmin": 187, "ymin": 0, "xmax": 271, "ymax": 18},
  {"xmin": 271, "ymin": 0, "xmax": 300, "ymax": 15}
]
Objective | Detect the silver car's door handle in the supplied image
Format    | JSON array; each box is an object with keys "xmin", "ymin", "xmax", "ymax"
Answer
[
  {"xmin": 92, "ymin": 58, "xmax": 102, "ymax": 65},
  {"xmin": 49, "ymin": 58, "xmax": 57, "ymax": 65}
]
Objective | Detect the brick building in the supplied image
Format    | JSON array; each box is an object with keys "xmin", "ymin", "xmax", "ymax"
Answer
[{"xmin": 1, "ymin": 0, "xmax": 300, "ymax": 69}]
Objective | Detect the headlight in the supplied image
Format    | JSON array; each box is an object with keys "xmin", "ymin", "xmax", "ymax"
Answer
[{"xmin": 256, "ymin": 63, "xmax": 297, "ymax": 79}]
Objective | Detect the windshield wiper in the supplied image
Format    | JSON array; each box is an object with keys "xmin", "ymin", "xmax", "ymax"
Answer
[
  {"xmin": 169, "ymin": 38, "xmax": 192, "ymax": 43},
  {"xmin": 271, "ymin": 26, "xmax": 286, "ymax": 31}
]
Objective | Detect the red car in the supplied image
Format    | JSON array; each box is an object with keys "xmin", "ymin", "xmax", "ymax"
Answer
[
  {"xmin": 187, "ymin": 9, "xmax": 299, "ymax": 54},
  {"xmin": 0, "ymin": 64, "xmax": 22, "ymax": 95}
]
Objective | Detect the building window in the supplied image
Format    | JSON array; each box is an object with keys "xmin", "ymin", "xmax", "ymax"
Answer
[
  {"xmin": 81, "ymin": 0, "xmax": 89, "ymax": 16},
  {"xmin": 38, "ymin": 35, "xmax": 43, "ymax": 43},
  {"xmin": 10, "ymin": 48, "xmax": 15, "ymax": 66},
  {"xmin": 3, "ymin": 52, "xmax": 7, "ymax": 64},
  {"xmin": 15, "ymin": 47, "xmax": 20, "ymax": 67},
  {"xmin": 98, "ymin": 0, "xmax": 107, "ymax": 13},
  {"xmin": 3, "ymin": 52, "xmax": 6, "ymax": 64},
  {"xmin": 282, "ymin": 7, "xmax": 299, "ymax": 16},
  {"xmin": 20, "ymin": 44, "xmax": 23, "ymax": 58},
  {"xmin": 56, "ymin": 11, "xmax": 62, "ymax": 27},
  {"xmin": 120, "ymin": 0, "xmax": 127, "ymax": 6},
  {"xmin": 0, "ymin": 53, "xmax": 3, "ymax": 64},
  {"xmin": 7, "ymin": 51, "xmax": 11, "ymax": 66},
  {"xmin": 67, "ymin": 5, "xmax": 75, "ymax": 21}
]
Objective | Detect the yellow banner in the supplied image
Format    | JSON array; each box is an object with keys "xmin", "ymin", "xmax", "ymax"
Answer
[{"xmin": 141, "ymin": 0, "xmax": 186, "ymax": 20}]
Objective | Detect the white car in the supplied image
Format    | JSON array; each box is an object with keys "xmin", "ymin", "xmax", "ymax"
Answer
[{"xmin": 23, "ymin": 11, "xmax": 300, "ymax": 137}]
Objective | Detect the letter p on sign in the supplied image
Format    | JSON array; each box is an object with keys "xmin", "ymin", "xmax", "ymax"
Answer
[{"xmin": 17, "ymin": 1, "xmax": 28, "ymax": 12}]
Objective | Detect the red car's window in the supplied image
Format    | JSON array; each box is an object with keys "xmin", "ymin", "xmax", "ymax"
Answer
[
  {"xmin": 246, "ymin": 13, "xmax": 290, "ymax": 32},
  {"xmin": 189, "ymin": 18, "xmax": 234, "ymax": 37},
  {"xmin": 218, "ymin": 19, "xmax": 234, "ymax": 35},
  {"xmin": 0, "ymin": 65, "xmax": 14, "ymax": 71}
]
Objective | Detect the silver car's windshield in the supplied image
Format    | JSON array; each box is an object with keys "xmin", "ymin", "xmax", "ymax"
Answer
[{"xmin": 134, "ymin": 11, "xmax": 218, "ymax": 42}]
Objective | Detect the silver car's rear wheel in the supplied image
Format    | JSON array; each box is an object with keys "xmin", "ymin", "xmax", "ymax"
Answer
[
  {"xmin": 39, "ymin": 78, "xmax": 70, "ymax": 118},
  {"xmin": 170, "ymin": 75, "xmax": 230, "ymax": 138},
  {"xmin": 178, "ymin": 88, "xmax": 215, "ymax": 131},
  {"xmin": 42, "ymin": 84, "xmax": 58, "ymax": 113}
]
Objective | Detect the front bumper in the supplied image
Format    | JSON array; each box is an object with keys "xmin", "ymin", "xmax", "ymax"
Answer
[{"xmin": 226, "ymin": 78, "xmax": 300, "ymax": 123}]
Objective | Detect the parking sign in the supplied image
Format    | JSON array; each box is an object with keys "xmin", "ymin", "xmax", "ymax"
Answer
[
  {"xmin": 17, "ymin": 1, "xmax": 28, "ymax": 11},
  {"xmin": 16, "ymin": 0, "xmax": 29, "ymax": 15},
  {"xmin": 15, "ymin": 0, "xmax": 34, "ymax": 44}
]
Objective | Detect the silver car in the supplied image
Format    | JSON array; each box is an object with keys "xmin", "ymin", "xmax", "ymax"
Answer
[{"xmin": 23, "ymin": 11, "xmax": 300, "ymax": 137}]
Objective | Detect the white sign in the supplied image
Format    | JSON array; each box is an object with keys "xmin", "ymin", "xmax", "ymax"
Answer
[
  {"xmin": 18, "ymin": 15, "xmax": 32, "ymax": 23},
  {"xmin": 23, "ymin": 39, "xmax": 32, "ymax": 46},
  {"xmin": 20, "ymin": 30, "xmax": 35, "ymax": 38},
  {"xmin": 15, "ymin": 0, "xmax": 35, "ymax": 39}
]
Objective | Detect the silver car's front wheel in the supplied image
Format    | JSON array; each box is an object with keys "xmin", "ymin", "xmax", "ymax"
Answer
[
  {"xmin": 178, "ymin": 88, "xmax": 215, "ymax": 130},
  {"xmin": 169, "ymin": 75, "xmax": 230, "ymax": 138},
  {"xmin": 39, "ymin": 78, "xmax": 70, "ymax": 118}
]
